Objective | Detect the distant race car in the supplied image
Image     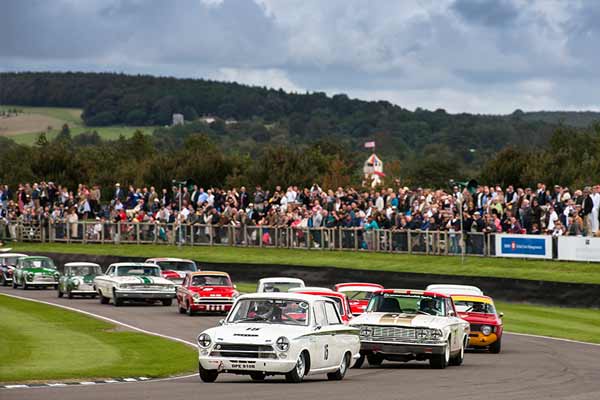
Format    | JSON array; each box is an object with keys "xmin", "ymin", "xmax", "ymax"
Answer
[
  {"xmin": 176, "ymin": 271, "xmax": 239, "ymax": 315},
  {"xmin": 12, "ymin": 256, "xmax": 59, "ymax": 289},
  {"xmin": 448, "ymin": 293, "xmax": 503, "ymax": 353},
  {"xmin": 94, "ymin": 263, "xmax": 176, "ymax": 306},
  {"xmin": 145, "ymin": 257, "xmax": 198, "ymax": 286},
  {"xmin": 58, "ymin": 262, "xmax": 103, "ymax": 299},
  {"xmin": 196, "ymin": 292, "xmax": 360, "ymax": 383},
  {"xmin": 350, "ymin": 289, "xmax": 470, "ymax": 369},
  {"xmin": 289, "ymin": 287, "xmax": 354, "ymax": 323},
  {"xmin": 0, "ymin": 253, "xmax": 27, "ymax": 286},
  {"xmin": 426, "ymin": 284, "xmax": 484, "ymax": 296},
  {"xmin": 333, "ymin": 283, "xmax": 384, "ymax": 315},
  {"xmin": 256, "ymin": 277, "xmax": 305, "ymax": 293}
]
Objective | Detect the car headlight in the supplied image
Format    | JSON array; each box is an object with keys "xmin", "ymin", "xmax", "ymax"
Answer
[
  {"xmin": 481, "ymin": 325, "xmax": 492, "ymax": 336},
  {"xmin": 276, "ymin": 336, "xmax": 290, "ymax": 351},
  {"xmin": 360, "ymin": 326, "xmax": 373, "ymax": 337},
  {"xmin": 416, "ymin": 329, "xmax": 432, "ymax": 340},
  {"xmin": 71, "ymin": 278, "xmax": 81, "ymax": 287},
  {"xmin": 430, "ymin": 329, "xmax": 443, "ymax": 340},
  {"xmin": 26, "ymin": 272, "xmax": 34, "ymax": 280},
  {"xmin": 193, "ymin": 293, "xmax": 201, "ymax": 300},
  {"xmin": 197, "ymin": 333, "xmax": 212, "ymax": 348},
  {"xmin": 119, "ymin": 283, "xmax": 130, "ymax": 289},
  {"xmin": 166, "ymin": 284, "xmax": 175, "ymax": 290}
]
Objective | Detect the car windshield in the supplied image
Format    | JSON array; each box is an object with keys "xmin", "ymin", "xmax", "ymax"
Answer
[
  {"xmin": 341, "ymin": 290, "xmax": 374, "ymax": 301},
  {"xmin": 262, "ymin": 282, "xmax": 302, "ymax": 292},
  {"xmin": 191, "ymin": 275, "xmax": 231, "ymax": 287},
  {"xmin": 367, "ymin": 293, "xmax": 446, "ymax": 317},
  {"xmin": 453, "ymin": 300, "xmax": 496, "ymax": 314},
  {"xmin": 116, "ymin": 265, "xmax": 161, "ymax": 277},
  {"xmin": 324, "ymin": 296, "xmax": 344, "ymax": 315},
  {"xmin": 1, "ymin": 257, "xmax": 22, "ymax": 266},
  {"xmin": 229, "ymin": 299, "xmax": 309, "ymax": 326},
  {"xmin": 156, "ymin": 261, "xmax": 197, "ymax": 272},
  {"xmin": 24, "ymin": 258, "xmax": 56, "ymax": 269},
  {"xmin": 70, "ymin": 265, "xmax": 102, "ymax": 276}
]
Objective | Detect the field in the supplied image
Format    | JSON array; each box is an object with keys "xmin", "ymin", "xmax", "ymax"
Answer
[
  {"xmin": 0, "ymin": 105, "xmax": 155, "ymax": 144},
  {"xmin": 10, "ymin": 242, "xmax": 600, "ymax": 284},
  {"xmin": 0, "ymin": 295, "xmax": 195, "ymax": 383}
]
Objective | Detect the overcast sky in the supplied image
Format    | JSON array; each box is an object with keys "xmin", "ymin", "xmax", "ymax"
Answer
[{"xmin": 1, "ymin": 0, "xmax": 599, "ymax": 114}]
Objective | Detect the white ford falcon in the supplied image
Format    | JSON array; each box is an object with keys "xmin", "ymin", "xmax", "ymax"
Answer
[
  {"xmin": 350, "ymin": 289, "xmax": 470, "ymax": 369},
  {"xmin": 93, "ymin": 262, "xmax": 176, "ymax": 307},
  {"xmin": 197, "ymin": 292, "xmax": 360, "ymax": 383}
]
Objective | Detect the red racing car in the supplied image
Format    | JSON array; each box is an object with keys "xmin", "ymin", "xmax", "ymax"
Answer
[
  {"xmin": 333, "ymin": 283, "xmax": 384, "ymax": 316},
  {"xmin": 145, "ymin": 257, "xmax": 198, "ymax": 286},
  {"xmin": 290, "ymin": 286, "xmax": 354, "ymax": 323},
  {"xmin": 176, "ymin": 271, "xmax": 239, "ymax": 316}
]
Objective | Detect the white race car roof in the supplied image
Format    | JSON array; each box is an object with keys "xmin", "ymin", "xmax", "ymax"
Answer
[
  {"xmin": 237, "ymin": 292, "xmax": 330, "ymax": 303},
  {"xmin": 0, "ymin": 253, "xmax": 28, "ymax": 258},
  {"xmin": 109, "ymin": 262, "xmax": 159, "ymax": 268},
  {"xmin": 145, "ymin": 258, "xmax": 194, "ymax": 263},
  {"xmin": 258, "ymin": 277, "xmax": 305, "ymax": 284},
  {"xmin": 426, "ymin": 284, "xmax": 483, "ymax": 296},
  {"xmin": 337, "ymin": 285, "xmax": 382, "ymax": 292},
  {"xmin": 289, "ymin": 286, "xmax": 334, "ymax": 293},
  {"xmin": 65, "ymin": 262, "xmax": 101, "ymax": 267}
]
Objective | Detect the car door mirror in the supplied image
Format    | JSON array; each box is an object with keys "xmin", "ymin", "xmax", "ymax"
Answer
[
  {"xmin": 233, "ymin": 284, "xmax": 237, "ymax": 289},
  {"xmin": 314, "ymin": 324, "xmax": 322, "ymax": 331},
  {"xmin": 499, "ymin": 312, "xmax": 504, "ymax": 318},
  {"xmin": 218, "ymin": 319, "xmax": 225, "ymax": 326}
]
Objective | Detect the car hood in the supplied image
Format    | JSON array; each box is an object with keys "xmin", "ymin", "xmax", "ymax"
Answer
[
  {"xmin": 458, "ymin": 312, "xmax": 501, "ymax": 326},
  {"xmin": 203, "ymin": 323, "xmax": 310, "ymax": 344},
  {"xmin": 98, "ymin": 275, "xmax": 173, "ymax": 285},
  {"xmin": 162, "ymin": 270, "xmax": 187, "ymax": 279},
  {"xmin": 189, "ymin": 286, "xmax": 236, "ymax": 296},
  {"xmin": 23, "ymin": 267, "xmax": 57, "ymax": 275},
  {"xmin": 350, "ymin": 312, "xmax": 451, "ymax": 329}
]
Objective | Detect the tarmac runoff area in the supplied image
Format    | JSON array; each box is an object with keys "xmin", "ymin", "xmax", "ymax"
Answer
[{"xmin": 1, "ymin": 286, "xmax": 599, "ymax": 400}]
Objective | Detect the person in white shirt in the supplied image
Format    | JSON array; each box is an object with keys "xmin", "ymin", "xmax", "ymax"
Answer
[{"xmin": 546, "ymin": 205, "xmax": 559, "ymax": 232}]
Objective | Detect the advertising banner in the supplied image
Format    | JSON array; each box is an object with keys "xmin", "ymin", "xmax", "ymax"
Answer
[
  {"xmin": 557, "ymin": 236, "xmax": 600, "ymax": 262},
  {"xmin": 495, "ymin": 234, "xmax": 553, "ymax": 259}
]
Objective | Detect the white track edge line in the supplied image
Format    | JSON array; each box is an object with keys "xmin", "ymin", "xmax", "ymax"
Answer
[
  {"xmin": 504, "ymin": 331, "xmax": 600, "ymax": 347},
  {"xmin": 0, "ymin": 292, "xmax": 198, "ymax": 390}
]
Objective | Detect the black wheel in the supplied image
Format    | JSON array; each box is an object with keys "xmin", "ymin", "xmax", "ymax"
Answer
[
  {"xmin": 162, "ymin": 299, "xmax": 173, "ymax": 306},
  {"xmin": 367, "ymin": 353, "xmax": 384, "ymax": 366},
  {"xmin": 250, "ymin": 372, "xmax": 266, "ymax": 381},
  {"xmin": 68, "ymin": 291, "xmax": 74, "ymax": 299},
  {"xmin": 328, "ymin": 352, "xmax": 350, "ymax": 381},
  {"xmin": 178, "ymin": 301, "xmax": 186, "ymax": 314},
  {"xmin": 352, "ymin": 353, "xmax": 365, "ymax": 369},
  {"xmin": 186, "ymin": 301, "xmax": 195, "ymax": 316},
  {"xmin": 99, "ymin": 290, "xmax": 110, "ymax": 304},
  {"xmin": 57, "ymin": 289, "xmax": 63, "ymax": 298},
  {"xmin": 23, "ymin": 282, "xmax": 28, "ymax": 290},
  {"xmin": 0, "ymin": 274, "xmax": 5, "ymax": 286},
  {"xmin": 449, "ymin": 338, "xmax": 465, "ymax": 366},
  {"xmin": 53, "ymin": 284, "xmax": 59, "ymax": 290},
  {"xmin": 199, "ymin": 363, "xmax": 219, "ymax": 383},
  {"xmin": 430, "ymin": 341, "xmax": 450, "ymax": 369},
  {"xmin": 91, "ymin": 294, "xmax": 97, "ymax": 299},
  {"xmin": 12, "ymin": 279, "xmax": 17, "ymax": 289},
  {"xmin": 285, "ymin": 351, "xmax": 308, "ymax": 383},
  {"xmin": 489, "ymin": 337, "xmax": 502, "ymax": 354}
]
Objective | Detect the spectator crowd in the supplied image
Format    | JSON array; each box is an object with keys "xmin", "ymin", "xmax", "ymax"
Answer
[{"xmin": 1, "ymin": 180, "xmax": 600, "ymax": 247}]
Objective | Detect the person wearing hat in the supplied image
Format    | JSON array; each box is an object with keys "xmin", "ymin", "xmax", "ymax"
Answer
[{"xmin": 114, "ymin": 183, "xmax": 124, "ymax": 203}]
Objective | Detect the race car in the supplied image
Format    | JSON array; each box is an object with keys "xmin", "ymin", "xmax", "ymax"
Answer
[
  {"xmin": 12, "ymin": 256, "xmax": 59, "ymax": 289},
  {"xmin": 289, "ymin": 286, "xmax": 354, "ymax": 323},
  {"xmin": 350, "ymin": 289, "xmax": 469, "ymax": 369},
  {"xmin": 0, "ymin": 253, "xmax": 27, "ymax": 286},
  {"xmin": 333, "ymin": 283, "xmax": 384, "ymax": 315},
  {"xmin": 177, "ymin": 271, "xmax": 239, "ymax": 315},
  {"xmin": 448, "ymin": 293, "xmax": 503, "ymax": 353},
  {"xmin": 58, "ymin": 262, "xmax": 103, "ymax": 299},
  {"xmin": 256, "ymin": 277, "xmax": 305, "ymax": 293},
  {"xmin": 196, "ymin": 292, "xmax": 360, "ymax": 383},
  {"xmin": 145, "ymin": 257, "xmax": 198, "ymax": 286}
]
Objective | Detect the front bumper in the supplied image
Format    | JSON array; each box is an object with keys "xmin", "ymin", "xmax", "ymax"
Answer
[
  {"xmin": 199, "ymin": 357, "xmax": 296, "ymax": 374},
  {"xmin": 468, "ymin": 332, "xmax": 498, "ymax": 347},
  {"xmin": 26, "ymin": 279, "xmax": 59, "ymax": 286},
  {"xmin": 361, "ymin": 340, "xmax": 446, "ymax": 355},
  {"xmin": 115, "ymin": 290, "xmax": 176, "ymax": 299}
]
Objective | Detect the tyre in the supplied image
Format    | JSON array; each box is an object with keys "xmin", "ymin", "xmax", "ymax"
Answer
[
  {"xmin": 23, "ymin": 282, "xmax": 28, "ymax": 290},
  {"xmin": 57, "ymin": 289, "xmax": 63, "ymax": 298},
  {"xmin": 178, "ymin": 301, "xmax": 186, "ymax": 314},
  {"xmin": 199, "ymin": 363, "xmax": 218, "ymax": 383},
  {"xmin": 367, "ymin": 353, "xmax": 384, "ymax": 366},
  {"xmin": 186, "ymin": 302, "xmax": 195, "ymax": 316},
  {"xmin": 285, "ymin": 351, "xmax": 308, "ymax": 383},
  {"xmin": 99, "ymin": 291, "xmax": 110, "ymax": 304},
  {"xmin": 352, "ymin": 353, "xmax": 365, "ymax": 369},
  {"xmin": 162, "ymin": 299, "xmax": 173, "ymax": 307},
  {"xmin": 449, "ymin": 338, "xmax": 465, "ymax": 366},
  {"xmin": 68, "ymin": 291, "xmax": 74, "ymax": 299},
  {"xmin": 328, "ymin": 352, "xmax": 350, "ymax": 381},
  {"xmin": 113, "ymin": 296, "xmax": 123, "ymax": 307},
  {"xmin": 53, "ymin": 284, "xmax": 59, "ymax": 290},
  {"xmin": 0, "ymin": 274, "xmax": 6, "ymax": 286},
  {"xmin": 430, "ymin": 341, "xmax": 450, "ymax": 369},
  {"xmin": 12, "ymin": 279, "xmax": 17, "ymax": 289},
  {"xmin": 250, "ymin": 372, "xmax": 266, "ymax": 381},
  {"xmin": 489, "ymin": 337, "xmax": 502, "ymax": 354}
]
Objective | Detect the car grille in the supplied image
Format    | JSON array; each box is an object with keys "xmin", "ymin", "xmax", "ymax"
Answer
[
  {"xmin": 470, "ymin": 324, "xmax": 482, "ymax": 332},
  {"xmin": 127, "ymin": 284, "xmax": 166, "ymax": 290},
  {"xmin": 370, "ymin": 326, "xmax": 416, "ymax": 341},
  {"xmin": 195, "ymin": 298, "xmax": 233, "ymax": 303},
  {"xmin": 209, "ymin": 343, "xmax": 277, "ymax": 359}
]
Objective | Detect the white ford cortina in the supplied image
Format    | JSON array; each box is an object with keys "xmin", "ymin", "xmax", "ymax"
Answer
[
  {"xmin": 196, "ymin": 292, "xmax": 360, "ymax": 383},
  {"xmin": 93, "ymin": 262, "xmax": 176, "ymax": 306}
]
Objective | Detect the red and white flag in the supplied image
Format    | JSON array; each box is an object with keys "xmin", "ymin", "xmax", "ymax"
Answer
[{"xmin": 364, "ymin": 141, "xmax": 375, "ymax": 148}]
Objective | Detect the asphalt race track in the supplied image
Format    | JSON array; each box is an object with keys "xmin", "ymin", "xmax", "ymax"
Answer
[{"xmin": 2, "ymin": 286, "xmax": 600, "ymax": 400}]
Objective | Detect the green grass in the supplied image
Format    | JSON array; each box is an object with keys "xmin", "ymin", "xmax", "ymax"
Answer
[
  {"xmin": 0, "ymin": 295, "xmax": 196, "ymax": 383},
  {"xmin": 234, "ymin": 282, "xmax": 600, "ymax": 344},
  {"xmin": 11, "ymin": 242, "xmax": 600, "ymax": 285},
  {"xmin": 0, "ymin": 105, "xmax": 156, "ymax": 145},
  {"xmin": 496, "ymin": 301, "xmax": 600, "ymax": 344}
]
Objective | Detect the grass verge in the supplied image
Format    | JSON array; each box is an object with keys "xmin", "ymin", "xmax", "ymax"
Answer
[
  {"xmin": 10, "ymin": 242, "xmax": 600, "ymax": 285},
  {"xmin": 0, "ymin": 295, "xmax": 196, "ymax": 383}
]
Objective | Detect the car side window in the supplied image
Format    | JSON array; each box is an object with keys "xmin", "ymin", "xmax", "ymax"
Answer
[
  {"xmin": 314, "ymin": 301, "xmax": 328, "ymax": 327},
  {"xmin": 105, "ymin": 266, "xmax": 113, "ymax": 276},
  {"xmin": 445, "ymin": 299, "xmax": 454, "ymax": 316},
  {"xmin": 324, "ymin": 302, "xmax": 342, "ymax": 325},
  {"xmin": 182, "ymin": 276, "xmax": 188, "ymax": 286}
]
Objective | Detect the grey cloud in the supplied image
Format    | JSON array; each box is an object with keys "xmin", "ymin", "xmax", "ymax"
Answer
[{"xmin": 451, "ymin": 0, "xmax": 520, "ymax": 27}]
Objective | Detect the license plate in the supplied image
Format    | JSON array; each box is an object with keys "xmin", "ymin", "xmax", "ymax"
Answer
[{"xmin": 230, "ymin": 364, "xmax": 255, "ymax": 369}]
